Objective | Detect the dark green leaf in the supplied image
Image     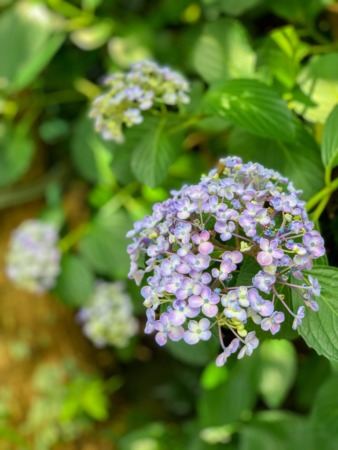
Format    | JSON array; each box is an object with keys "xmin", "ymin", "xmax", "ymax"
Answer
[
  {"xmin": 310, "ymin": 375, "xmax": 338, "ymax": 437},
  {"xmin": 219, "ymin": 0, "xmax": 262, "ymax": 16},
  {"xmin": 193, "ymin": 19, "xmax": 256, "ymax": 83},
  {"xmin": 55, "ymin": 255, "xmax": 94, "ymax": 307},
  {"xmin": 292, "ymin": 265, "xmax": 338, "ymax": 361},
  {"xmin": 131, "ymin": 117, "xmax": 181, "ymax": 187},
  {"xmin": 207, "ymin": 79, "xmax": 296, "ymax": 141},
  {"xmin": 321, "ymin": 105, "xmax": 338, "ymax": 170},
  {"xmin": 228, "ymin": 123, "xmax": 324, "ymax": 200},
  {"xmin": 239, "ymin": 411, "xmax": 314, "ymax": 450},
  {"xmin": 267, "ymin": 0, "xmax": 333, "ymax": 23},
  {"xmin": 198, "ymin": 354, "xmax": 259, "ymax": 427}
]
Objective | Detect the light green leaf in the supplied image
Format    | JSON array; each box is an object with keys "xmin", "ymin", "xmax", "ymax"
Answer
[
  {"xmin": 292, "ymin": 265, "xmax": 338, "ymax": 361},
  {"xmin": 55, "ymin": 255, "xmax": 94, "ymax": 307},
  {"xmin": 193, "ymin": 19, "xmax": 256, "ymax": 83},
  {"xmin": 131, "ymin": 117, "xmax": 181, "ymax": 187},
  {"xmin": 207, "ymin": 79, "xmax": 296, "ymax": 141},
  {"xmin": 321, "ymin": 105, "xmax": 338, "ymax": 170},
  {"xmin": 295, "ymin": 53, "xmax": 338, "ymax": 123},
  {"xmin": 228, "ymin": 123, "xmax": 324, "ymax": 200},
  {"xmin": 0, "ymin": 123, "xmax": 35, "ymax": 187},
  {"xmin": 257, "ymin": 26, "xmax": 310, "ymax": 89},
  {"xmin": 71, "ymin": 114, "xmax": 114, "ymax": 184},
  {"xmin": 239, "ymin": 411, "xmax": 314, "ymax": 450},
  {"xmin": 70, "ymin": 20, "xmax": 113, "ymax": 51},
  {"xmin": 258, "ymin": 340, "xmax": 297, "ymax": 408},
  {"xmin": 0, "ymin": 2, "xmax": 65, "ymax": 93},
  {"xmin": 79, "ymin": 210, "xmax": 132, "ymax": 279}
]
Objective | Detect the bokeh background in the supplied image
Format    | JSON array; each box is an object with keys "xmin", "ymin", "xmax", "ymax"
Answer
[{"xmin": 1, "ymin": 0, "xmax": 338, "ymax": 449}]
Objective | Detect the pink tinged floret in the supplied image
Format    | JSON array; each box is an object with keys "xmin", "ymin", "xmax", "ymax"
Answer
[
  {"xmin": 292, "ymin": 306, "xmax": 305, "ymax": 330},
  {"xmin": 216, "ymin": 338, "xmax": 240, "ymax": 366}
]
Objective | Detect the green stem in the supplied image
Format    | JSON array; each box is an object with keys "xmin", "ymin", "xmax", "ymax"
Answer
[
  {"xmin": 168, "ymin": 114, "xmax": 206, "ymax": 135},
  {"xmin": 58, "ymin": 223, "xmax": 90, "ymax": 253},
  {"xmin": 306, "ymin": 177, "xmax": 338, "ymax": 211},
  {"xmin": 325, "ymin": 166, "xmax": 332, "ymax": 186},
  {"xmin": 311, "ymin": 194, "xmax": 330, "ymax": 222}
]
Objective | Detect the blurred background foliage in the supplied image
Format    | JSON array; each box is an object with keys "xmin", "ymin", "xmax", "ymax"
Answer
[{"xmin": 1, "ymin": 0, "xmax": 338, "ymax": 448}]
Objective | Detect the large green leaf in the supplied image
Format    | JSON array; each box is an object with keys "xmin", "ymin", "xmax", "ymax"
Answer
[
  {"xmin": 193, "ymin": 19, "xmax": 256, "ymax": 83},
  {"xmin": 258, "ymin": 340, "xmax": 297, "ymax": 409},
  {"xmin": 166, "ymin": 333, "xmax": 220, "ymax": 367},
  {"xmin": 228, "ymin": 123, "xmax": 324, "ymax": 200},
  {"xmin": 0, "ymin": 2, "xmax": 65, "ymax": 93},
  {"xmin": 55, "ymin": 255, "xmax": 94, "ymax": 307},
  {"xmin": 79, "ymin": 210, "xmax": 132, "ymax": 279},
  {"xmin": 131, "ymin": 117, "xmax": 181, "ymax": 187},
  {"xmin": 295, "ymin": 53, "xmax": 338, "ymax": 123},
  {"xmin": 207, "ymin": 79, "xmax": 296, "ymax": 141},
  {"xmin": 266, "ymin": 0, "xmax": 334, "ymax": 23},
  {"xmin": 198, "ymin": 354, "xmax": 259, "ymax": 427},
  {"xmin": 239, "ymin": 411, "xmax": 314, "ymax": 450},
  {"xmin": 0, "ymin": 123, "xmax": 35, "ymax": 187},
  {"xmin": 321, "ymin": 105, "xmax": 338, "ymax": 170},
  {"xmin": 292, "ymin": 265, "xmax": 338, "ymax": 361}
]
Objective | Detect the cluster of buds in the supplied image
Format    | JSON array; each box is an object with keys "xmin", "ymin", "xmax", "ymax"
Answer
[
  {"xmin": 6, "ymin": 220, "xmax": 61, "ymax": 294},
  {"xmin": 127, "ymin": 157, "xmax": 325, "ymax": 365},
  {"xmin": 89, "ymin": 60, "xmax": 190, "ymax": 142},
  {"xmin": 77, "ymin": 281, "xmax": 138, "ymax": 348}
]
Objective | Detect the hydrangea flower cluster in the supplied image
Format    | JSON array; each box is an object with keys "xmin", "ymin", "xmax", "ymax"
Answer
[
  {"xmin": 89, "ymin": 60, "xmax": 190, "ymax": 142},
  {"xmin": 6, "ymin": 219, "xmax": 61, "ymax": 294},
  {"xmin": 127, "ymin": 157, "xmax": 325, "ymax": 365},
  {"xmin": 77, "ymin": 281, "xmax": 138, "ymax": 348}
]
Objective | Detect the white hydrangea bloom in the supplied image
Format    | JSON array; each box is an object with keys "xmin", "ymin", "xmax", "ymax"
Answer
[
  {"xmin": 78, "ymin": 281, "xmax": 138, "ymax": 348},
  {"xmin": 89, "ymin": 60, "xmax": 190, "ymax": 142},
  {"xmin": 6, "ymin": 219, "xmax": 61, "ymax": 294}
]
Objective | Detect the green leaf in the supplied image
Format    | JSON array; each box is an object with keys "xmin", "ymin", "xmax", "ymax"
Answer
[
  {"xmin": 228, "ymin": 123, "xmax": 324, "ymax": 200},
  {"xmin": 131, "ymin": 117, "xmax": 181, "ymax": 187},
  {"xmin": 295, "ymin": 53, "xmax": 338, "ymax": 123},
  {"xmin": 321, "ymin": 105, "xmax": 338, "ymax": 170},
  {"xmin": 267, "ymin": 0, "xmax": 333, "ymax": 23},
  {"xmin": 79, "ymin": 210, "xmax": 132, "ymax": 279},
  {"xmin": 310, "ymin": 375, "xmax": 338, "ymax": 438},
  {"xmin": 292, "ymin": 265, "xmax": 338, "ymax": 361},
  {"xmin": 218, "ymin": 0, "xmax": 262, "ymax": 16},
  {"xmin": 71, "ymin": 114, "xmax": 115, "ymax": 184},
  {"xmin": 239, "ymin": 411, "xmax": 314, "ymax": 450},
  {"xmin": 257, "ymin": 26, "xmax": 309, "ymax": 89},
  {"xmin": 258, "ymin": 340, "xmax": 297, "ymax": 408},
  {"xmin": 0, "ymin": 2, "xmax": 65, "ymax": 93},
  {"xmin": 198, "ymin": 354, "xmax": 259, "ymax": 427},
  {"xmin": 0, "ymin": 123, "xmax": 35, "ymax": 187},
  {"xmin": 207, "ymin": 79, "xmax": 296, "ymax": 141},
  {"xmin": 193, "ymin": 19, "xmax": 256, "ymax": 83},
  {"xmin": 55, "ymin": 255, "xmax": 94, "ymax": 307}
]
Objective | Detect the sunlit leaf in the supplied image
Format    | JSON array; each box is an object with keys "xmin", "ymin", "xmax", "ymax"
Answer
[
  {"xmin": 321, "ymin": 105, "xmax": 338, "ymax": 170},
  {"xmin": 193, "ymin": 19, "xmax": 256, "ymax": 83}
]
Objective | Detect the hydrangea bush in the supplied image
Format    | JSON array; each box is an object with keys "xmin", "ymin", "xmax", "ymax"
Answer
[
  {"xmin": 6, "ymin": 220, "xmax": 61, "ymax": 294},
  {"xmin": 77, "ymin": 281, "xmax": 138, "ymax": 348},
  {"xmin": 127, "ymin": 157, "xmax": 325, "ymax": 365},
  {"xmin": 89, "ymin": 60, "xmax": 190, "ymax": 143}
]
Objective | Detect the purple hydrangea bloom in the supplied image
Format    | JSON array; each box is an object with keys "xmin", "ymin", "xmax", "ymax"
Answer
[{"xmin": 127, "ymin": 157, "xmax": 325, "ymax": 364}]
